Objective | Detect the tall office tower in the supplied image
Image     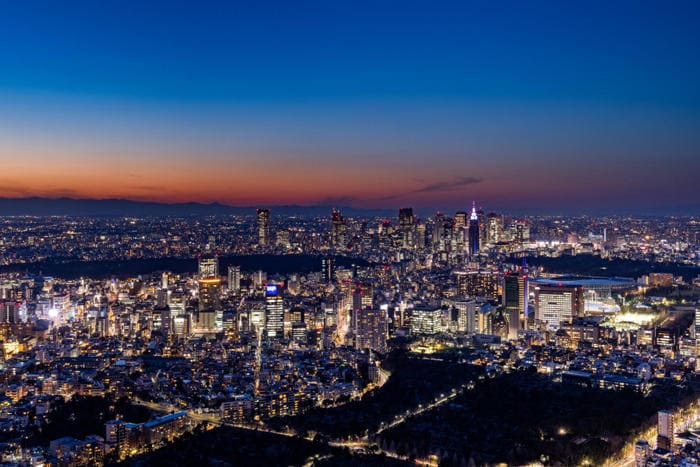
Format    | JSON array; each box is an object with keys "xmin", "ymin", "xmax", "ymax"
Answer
[
  {"xmin": 198, "ymin": 277, "xmax": 221, "ymax": 332},
  {"xmin": 321, "ymin": 257, "xmax": 335, "ymax": 283},
  {"xmin": 534, "ymin": 283, "xmax": 584, "ymax": 330},
  {"xmin": 657, "ymin": 410, "xmax": 674, "ymax": 450},
  {"xmin": 512, "ymin": 220, "xmax": 530, "ymax": 244},
  {"xmin": 486, "ymin": 212, "xmax": 504, "ymax": 244},
  {"xmin": 352, "ymin": 284, "xmax": 373, "ymax": 313},
  {"xmin": 398, "ymin": 207, "xmax": 415, "ymax": 248},
  {"xmin": 454, "ymin": 211, "xmax": 468, "ymax": 251},
  {"xmin": 468, "ymin": 201, "xmax": 480, "ymax": 256},
  {"xmin": 448, "ymin": 298, "xmax": 476, "ymax": 334},
  {"xmin": 198, "ymin": 257, "xmax": 219, "ymax": 278},
  {"xmin": 454, "ymin": 211, "xmax": 467, "ymax": 229},
  {"xmin": 265, "ymin": 284, "xmax": 284, "ymax": 339},
  {"xmin": 156, "ymin": 288, "xmax": 171, "ymax": 308},
  {"xmin": 504, "ymin": 268, "xmax": 528, "ymax": 339},
  {"xmin": 331, "ymin": 209, "xmax": 347, "ymax": 249},
  {"xmin": 227, "ymin": 265, "xmax": 241, "ymax": 293},
  {"xmin": 257, "ymin": 208, "xmax": 270, "ymax": 247},
  {"xmin": 355, "ymin": 307, "xmax": 388, "ymax": 352},
  {"xmin": 477, "ymin": 208, "xmax": 486, "ymax": 249},
  {"xmin": 415, "ymin": 223, "xmax": 426, "ymax": 248},
  {"xmin": 431, "ymin": 212, "xmax": 445, "ymax": 250},
  {"xmin": 351, "ymin": 283, "xmax": 373, "ymax": 335},
  {"xmin": 161, "ymin": 272, "xmax": 169, "ymax": 289}
]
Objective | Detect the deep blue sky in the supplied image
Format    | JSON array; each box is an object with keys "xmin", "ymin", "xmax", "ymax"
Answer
[{"xmin": 0, "ymin": 1, "xmax": 698, "ymax": 213}]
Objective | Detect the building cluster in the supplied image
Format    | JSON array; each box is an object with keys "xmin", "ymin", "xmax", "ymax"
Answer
[{"xmin": 0, "ymin": 207, "xmax": 698, "ymax": 464}]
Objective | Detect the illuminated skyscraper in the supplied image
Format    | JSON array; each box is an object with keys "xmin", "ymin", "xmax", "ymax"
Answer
[
  {"xmin": 512, "ymin": 220, "xmax": 530, "ymax": 244},
  {"xmin": 399, "ymin": 207, "xmax": 415, "ymax": 248},
  {"xmin": 257, "ymin": 208, "xmax": 270, "ymax": 247},
  {"xmin": 352, "ymin": 283, "xmax": 373, "ymax": 313},
  {"xmin": 486, "ymin": 212, "xmax": 504, "ymax": 244},
  {"xmin": 504, "ymin": 266, "xmax": 528, "ymax": 339},
  {"xmin": 265, "ymin": 284, "xmax": 284, "ymax": 339},
  {"xmin": 657, "ymin": 410, "xmax": 674, "ymax": 450},
  {"xmin": 331, "ymin": 209, "xmax": 347, "ymax": 250},
  {"xmin": 454, "ymin": 211, "xmax": 468, "ymax": 251},
  {"xmin": 355, "ymin": 307, "xmax": 387, "ymax": 352},
  {"xmin": 321, "ymin": 257, "xmax": 335, "ymax": 283},
  {"xmin": 197, "ymin": 277, "xmax": 221, "ymax": 332},
  {"xmin": 415, "ymin": 222, "xmax": 426, "ymax": 248},
  {"xmin": 454, "ymin": 211, "xmax": 467, "ymax": 229},
  {"xmin": 198, "ymin": 257, "xmax": 218, "ymax": 278},
  {"xmin": 468, "ymin": 201, "xmax": 480, "ymax": 256},
  {"xmin": 227, "ymin": 265, "xmax": 241, "ymax": 293}
]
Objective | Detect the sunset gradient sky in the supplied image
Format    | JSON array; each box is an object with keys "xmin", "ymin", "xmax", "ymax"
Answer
[{"xmin": 1, "ymin": 1, "xmax": 699, "ymax": 212}]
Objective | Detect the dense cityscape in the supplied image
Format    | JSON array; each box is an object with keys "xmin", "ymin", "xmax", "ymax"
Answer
[
  {"xmin": 0, "ymin": 207, "xmax": 698, "ymax": 465},
  {"xmin": 2, "ymin": 1, "xmax": 699, "ymax": 466}
]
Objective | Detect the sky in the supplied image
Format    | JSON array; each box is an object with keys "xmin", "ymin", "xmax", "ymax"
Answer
[{"xmin": 0, "ymin": 1, "xmax": 699, "ymax": 213}]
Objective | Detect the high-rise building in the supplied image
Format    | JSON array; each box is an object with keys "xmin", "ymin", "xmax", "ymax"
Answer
[
  {"xmin": 446, "ymin": 298, "xmax": 476, "ymax": 334},
  {"xmin": 415, "ymin": 223, "xmax": 426, "ymax": 248},
  {"xmin": 257, "ymin": 208, "xmax": 270, "ymax": 247},
  {"xmin": 321, "ymin": 257, "xmax": 335, "ymax": 283},
  {"xmin": 512, "ymin": 220, "xmax": 530, "ymax": 244},
  {"xmin": 411, "ymin": 305, "xmax": 442, "ymax": 335},
  {"xmin": 534, "ymin": 283, "xmax": 584, "ymax": 330},
  {"xmin": 432, "ymin": 212, "xmax": 452, "ymax": 251},
  {"xmin": 352, "ymin": 284, "xmax": 373, "ymax": 313},
  {"xmin": 197, "ymin": 277, "xmax": 221, "ymax": 332},
  {"xmin": 455, "ymin": 270, "xmax": 501, "ymax": 301},
  {"xmin": 399, "ymin": 207, "xmax": 415, "ymax": 248},
  {"xmin": 355, "ymin": 307, "xmax": 388, "ymax": 353},
  {"xmin": 454, "ymin": 211, "xmax": 467, "ymax": 229},
  {"xmin": 265, "ymin": 284, "xmax": 284, "ymax": 339},
  {"xmin": 198, "ymin": 278, "xmax": 221, "ymax": 311},
  {"xmin": 468, "ymin": 202, "xmax": 480, "ymax": 256},
  {"xmin": 275, "ymin": 229, "xmax": 290, "ymax": 248},
  {"xmin": 657, "ymin": 410, "xmax": 674, "ymax": 450},
  {"xmin": 331, "ymin": 209, "xmax": 347, "ymax": 250},
  {"xmin": 486, "ymin": 213, "xmax": 504, "ymax": 244},
  {"xmin": 198, "ymin": 257, "xmax": 218, "ymax": 278},
  {"xmin": 228, "ymin": 265, "xmax": 241, "ymax": 293},
  {"xmin": 504, "ymin": 268, "xmax": 528, "ymax": 339}
]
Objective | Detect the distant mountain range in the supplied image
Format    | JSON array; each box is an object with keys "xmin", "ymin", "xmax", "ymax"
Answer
[
  {"xmin": 0, "ymin": 197, "xmax": 697, "ymax": 217},
  {"xmin": 0, "ymin": 197, "xmax": 395, "ymax": 217}
]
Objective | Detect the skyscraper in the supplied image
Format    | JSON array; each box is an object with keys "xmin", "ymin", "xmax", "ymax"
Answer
[
  {"xmin": 399, "ymin": 207, "xmax": 415, "ymax": 248},
  {"xmin": 355, "ymin": 307, "xmax": 387, "ymax": 353},
  {"xmin": 504, "ymin": 267, "xmax": 528, "ymax": 339},
  {"xmin": 321, "ymin": 257, "xmax": 335, "ymax": 283},
  {"xmin": 657, "ymin": 410, "xmax": 674, "ymax": 450},
  {"xmin": 331, "ymin": 209, "xmax": 347, "ymax": 250},
  {"xmin": 486, "ymin": 212, "xmax": 504, "ymax": 244},
  {"xmin": 468, "ymin": 201, "xmax": 480, "ymax": 256},
  {"xmin": 198, "ymin": 257, "xmax": 218, "ymax": 278},
  {"xmin": 227, "ymin": 265, "xmax": 241, "ymax": 293},
  {"xmin": 197, "ymin": 277, "xmax": 221, "ymax": 332},
  {"xmin": 257, "ymin": 208, "xmax": 270, "ymax": 247},
  {"xmin": 265, "ymin": 284, "xmax": 284, "ymax": 339}
]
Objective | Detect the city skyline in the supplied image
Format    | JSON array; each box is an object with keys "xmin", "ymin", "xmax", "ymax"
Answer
[{"xmin": 1, "ymin": 1, "xmax": 699, "ymax": 213}]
